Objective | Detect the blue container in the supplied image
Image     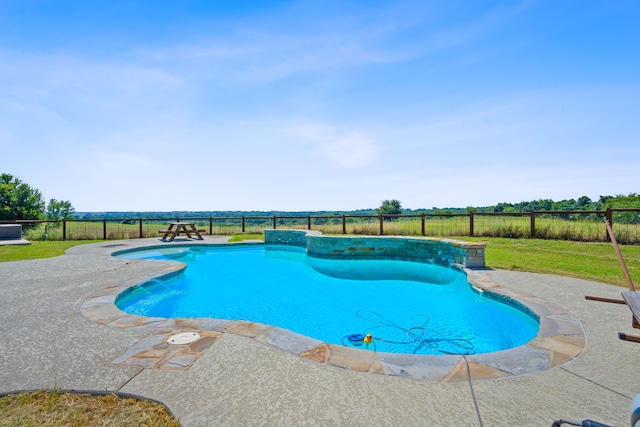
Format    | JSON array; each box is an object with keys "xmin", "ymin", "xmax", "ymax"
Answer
[{"xmin": 347, "ymin": 333, "xmax": 365, "ymax": 346}]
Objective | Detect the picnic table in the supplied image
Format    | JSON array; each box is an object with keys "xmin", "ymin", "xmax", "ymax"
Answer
[{"xmin": 159, "ymin": 222, "xmax": 204, "ymax": 242}]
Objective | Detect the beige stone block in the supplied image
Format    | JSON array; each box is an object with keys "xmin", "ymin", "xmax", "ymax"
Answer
[
  {"xmin": 442, "ymin": 358, "xmax": 508, "ymax": 382},
  {"xmin": 223, "ymin": 321, "xmax": 273, "ymax": 338},
  {"xmin": 175, "ymin": 318, "xmax": 204, "ymax": 329},
  {"xmin": 326, "ymin": 345, "xmax": 374, "ymax": 372},
  {"xmin": 300, "ymin": 345, "xmax": 329, "ymax": 364},
  {"xmin": 547, "ymin": 350, "xmax": 575, "ymax": 368},
  {"xmin": 369, "ymin": 355, "xmax": 387, "ymax": 375},
  {"xmin": 529, "ymin": 336, "xmax": 583, "ymax": 357}
]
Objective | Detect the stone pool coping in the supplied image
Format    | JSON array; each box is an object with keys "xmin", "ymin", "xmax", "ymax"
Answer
[{"xmin": 81, "ymin": 238, "xmax": 586, "ymax": 382}]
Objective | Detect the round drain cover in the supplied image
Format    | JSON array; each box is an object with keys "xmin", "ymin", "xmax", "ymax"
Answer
[{"xmin": 167, "ymin": 332, "xmax": 200, "ymax": 345}]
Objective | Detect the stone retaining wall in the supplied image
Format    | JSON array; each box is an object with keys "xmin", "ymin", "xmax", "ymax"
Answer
[{"xmin": 264, "ymin": 229, "xmax": 485, "ymax": 268}]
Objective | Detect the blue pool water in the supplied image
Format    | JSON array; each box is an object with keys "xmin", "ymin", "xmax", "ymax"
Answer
[{"xmin": 116, "ymin": 245, "xmax": 539, "ymax": 355}]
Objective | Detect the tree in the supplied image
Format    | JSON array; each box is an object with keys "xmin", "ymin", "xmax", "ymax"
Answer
[
  {"xmin": 531, "ymin": 199, "xmax": 553, "ymax": 211},
  {"xmin": 44, "ymin": 199, "xmax": 75, "ymax": 234},
  {"xmin": 605, "ymin": 193, "xmax": 640, "ymax": 224},
  {"xmin": 577, "ymin": 196, "xmax": 592, "ymax": 207},
  {"xmin": 0, "ymin": 174, "xmax": 45, "ymax": 223},
  {"xmin": 599, "ymin": 195, "xmax": 613, "ymax": 205},
  {"xmin": 46, "ymin": 199, "xmax": 75, "ymax": 221},
  {"xmin": 377, "ymin": 199, "xmax": 403, "ymax": 217}
]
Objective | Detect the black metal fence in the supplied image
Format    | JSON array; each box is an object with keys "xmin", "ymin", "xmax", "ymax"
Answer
[{"xmin": 4, "ymin": 208, "xmax": 640, "ymax": 244}]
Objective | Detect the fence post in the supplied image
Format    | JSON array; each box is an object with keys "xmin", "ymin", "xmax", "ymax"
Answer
[
  {"xmin": 242, "ymin": 216, "xmax": 245, "ymax": 233},
  {"xmin": 469, "ymin": 213, "xmax": 474, "ymax": 237},
  {"xmin": 209, "ymin": 217, "xmax": 212, "ymax": 236},
  {"xmin": 273, "ymin": 216, "xmax": 277, "ymax": 229},
  {"xmin": 421, "ymin": 213, "xmax": 425, "ymax": 236},
  {"xmin": 530, "ymin": 211, "xmax": 536, "ymax": 238},
  {"xmin": 139, "ymin": 218, "xmax": 143, "ymax": 238},
  {"xmin": 103, "ymin": 219, "xmax": 107, "ymax": 240},
  {"xmin": 606, "ymin": 208, "xmax": 613, "ymax": 240},
  {"xmin": 379, "ymin": 215, "xmax": 384, "ymax": 235},
  {"xmin": 342, "ymin": 215, "xmax": 346, "ymax": 234},
  {"xmin": 308, "ymin": 216, "xmax": 311, "ymax": 230},
  {"xmin": 63, "ymin": 220, "xmax": 67, "ymax": 241}
]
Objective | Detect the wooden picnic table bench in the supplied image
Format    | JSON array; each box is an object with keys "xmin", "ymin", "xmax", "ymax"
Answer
[
  {"xmin": 622, "ymin": 291, "xmax": 640, "ymax": 328},
  {"xmin": 159, "ymin": 222, "xmax": 205, "ymax": 242}
]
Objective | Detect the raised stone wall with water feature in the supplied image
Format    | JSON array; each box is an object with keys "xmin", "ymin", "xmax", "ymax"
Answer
[
  {"xmin": 264, "ymin": 229, "xmax": 322, "ymax": 247},
  {"xmin": 264, "ymin": 229, "xmax": 485, "ymax": 268}
]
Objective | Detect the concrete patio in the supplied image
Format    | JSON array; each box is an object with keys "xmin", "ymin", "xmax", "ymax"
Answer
[{"xmin": 0, "ymin": 237, "xmax": 638, "ymax": 426}]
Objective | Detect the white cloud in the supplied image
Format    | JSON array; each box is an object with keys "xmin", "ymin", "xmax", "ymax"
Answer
[
  {"xmin": 426, "ymin": 0, "xmax": 539, "ymax": 51},
  {"xmin": 124, "ymin": 2, "xmax": 431, "ymax": 85},
  {"xmin": 132, "ymin": 34, "xmax": 392, "ymax": 85},
  {"xmin": 0, "ymin": 50, "xmax": 182, "ymax": 95},
  {"xmin": 286, "ymin": 123, "xmax": 381, "ymax": 168},
  {"xmin": 315, "ymin": 131, "xmax": 380, "ymax": 168}
]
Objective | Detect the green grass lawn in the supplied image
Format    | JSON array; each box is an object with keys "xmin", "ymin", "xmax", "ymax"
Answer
[
  {"xmin": 459, "ymin": 237, "xmax": 640, "ymax": 288},
  {"xmin": 1, "ymin": 236, "xmax": 638, "ymax": 288},
  {"xmin": 227, "ymin": 233, "xmax": 264, "ymax": 242},
  {"xmin": 0, "ymin": 241, "xmax": 102, "ymax": 262}
]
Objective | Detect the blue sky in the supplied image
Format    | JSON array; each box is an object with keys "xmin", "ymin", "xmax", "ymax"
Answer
[{"xmin": 1, "ymin": 0, "xmax": 639, "ymax": 212}]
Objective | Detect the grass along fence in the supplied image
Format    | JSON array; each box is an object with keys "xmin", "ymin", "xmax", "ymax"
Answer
[{"xmin": 5, "ymin": 208, "xmax": 640, "ymax": 244}]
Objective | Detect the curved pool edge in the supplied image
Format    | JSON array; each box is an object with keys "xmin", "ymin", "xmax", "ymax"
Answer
[{"xmin": 80, "ymin": 238, "xmax": 586, "ymax": 382}]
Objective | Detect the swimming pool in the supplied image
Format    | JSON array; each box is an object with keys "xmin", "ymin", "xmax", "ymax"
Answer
[{"xmin": 115, "ymin": 244, "xmax": 539, "ymax": 355}]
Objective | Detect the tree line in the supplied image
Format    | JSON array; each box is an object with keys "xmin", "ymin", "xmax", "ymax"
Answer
[
  {"xmin": 73, "ymin": 194, "xmax": 640, "ymax": 220},
  {"xmin": 1, "ymin": 173, "xmax": 638, "ymax": 224},
  {"xmin": 432, "ymin": 194, "xmax": 640, "ymax": 214}
]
